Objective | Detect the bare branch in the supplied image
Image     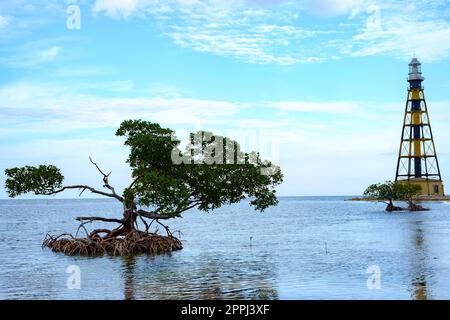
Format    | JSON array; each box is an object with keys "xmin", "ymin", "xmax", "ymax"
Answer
[
  {"xmin": 46, "ymin": 185, "xmax": 124, "ymax": 202},
  {"xmin": 75, "ymin": 220, "xmax": 91, "ymax": 239},
  {"xmin": 128, "ymin": 175, "xmax": 143, "ymax": 190},
  {"xmin": 156, "ymin": 220, "xmax": 173, "ymax": 237},
  {"xmin": 137, "ymin": 209, "xmax": 172, "ymax": 220},
  {"xmin": 76, "ymin": 216, "xmax": 123, "ymax": 223},
  {"xmin": 137, "ymin": 201, "xmax": 200, "ymax": 222},
  {"xmin": 136, "ymin": 211, "xmax": 150, "ymax": 232},
  {"xmin": 171, "ymin": 201, "xmax": 200, "ymax": 216},
  {"xmin": 79, "ymin": 188, "xmax": 87, "ymax": 197},
  {"xmin": 89, "ymin": 229, "xmax": 112, "ymax": 238},
  {"xmin": 89, "ymin": 157, "xmax": 120, "ymax": 198}
]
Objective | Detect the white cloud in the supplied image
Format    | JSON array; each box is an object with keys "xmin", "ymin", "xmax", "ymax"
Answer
[
  {"xmin": 1, "ymin": 46, "xmax": 61, "ymax": 68},
  {"xmin": 51, "ymin": 67, "xmax": 108, "ymax": 78},
  {"xmin": 305, "ymin": 0, "xmax": 363, "ymax": 17},
  {"xmin": 0, "ymin": 81, "xmax": 377, "ymax": 136},
  {"xmin": 352, "ymin": 21, "xmax": 450, "ymax": 61},
  {"xmin": 91, "ymin": 0, "xmax": 329, "ymax": 65},
  {"xmin": 84, "ymin": 80, "xmax": 135, "ymax": 92},
  {"xmin": 2, "ymin": 0, "xmax": 450, "ymax": 64},
  {"xmin": 170, "ymin": 25, "xmax": 302, "ymax": 65},
  {"xmin": 164, "ymin": 1, "xmax": 319, "ymax": 65},
  {"xmin": 4, "ymin": 80, "xmax": 449, "ymax": 135},
  {"xmin": 0, "ymin": 82, "xmax": 243, "ymax": 133},
  {"xmin": 0, "ymin": 1, "xmax": 69, "ymax": 40},
  {"xmin": 36, "ymin": 46, "xmax": 60, "ymax": 61},
  {"xmin": 349, "ymin": 1, "xmax": 450, "ymax": 61},
  {"xmin": 93, "ymin": 0, "xmax": 139, "ymax": 18},
  {"xmin": 89, "ymin": 0, "xmax": 450, "ymax": 63},
  {"xmin": 0, "ymin": 15, "xmax": 8, "ymax": 30},
  {"xmin": 267, "ymin": 101, "xmax": 359, "ymax": 114}
]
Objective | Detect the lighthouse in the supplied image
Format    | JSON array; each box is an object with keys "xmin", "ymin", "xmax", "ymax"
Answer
[{"xmin": 395, "ymin": 58, "xmax": 445, "ymax": 196}]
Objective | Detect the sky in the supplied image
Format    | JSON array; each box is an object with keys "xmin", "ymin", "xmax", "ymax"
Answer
[{"xmin": 1, "ymin": 0, "xmax": 450, "ymax": 198}]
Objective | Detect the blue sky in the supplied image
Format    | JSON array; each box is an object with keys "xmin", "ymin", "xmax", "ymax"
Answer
[{"xmin": 1, "ymin": 0, "xmax": 450, "ymax": 198}]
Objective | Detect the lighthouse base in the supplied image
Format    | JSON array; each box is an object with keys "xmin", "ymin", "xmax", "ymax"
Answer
[{"xmin": 398, "ymin": 178, "xmax": 445, "ymax": 197}]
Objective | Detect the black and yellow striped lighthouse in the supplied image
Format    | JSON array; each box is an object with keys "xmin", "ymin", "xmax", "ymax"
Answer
[{"xmin": 395, "ymin": 58, "xmax": 445, "ymax": 196}]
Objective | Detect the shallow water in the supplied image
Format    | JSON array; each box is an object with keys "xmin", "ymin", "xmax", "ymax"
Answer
[{"xmin": 1, "ymin": 197, "xmax": 450, "ymax": 300}]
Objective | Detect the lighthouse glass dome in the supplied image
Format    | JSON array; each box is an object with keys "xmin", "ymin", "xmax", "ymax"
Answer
[{"xmin": 409, "ymin": 58, "xmax": 424, "ymax": 81}]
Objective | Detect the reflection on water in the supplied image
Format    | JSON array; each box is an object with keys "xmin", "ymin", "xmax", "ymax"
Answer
[
  {"xmin": 123, "ymin": 256, "xmax": 136, "ymax": 300},
  {"xmin": 120, "ymin": 253, "xmax": 278, "ymax": 300},
  {"xmin": 409, "ymin": 221, "xmax": 432, "ymax": 300},
  {"xmin": 2, "ymin": 197, "xmax": 450, "ymax": 299}
]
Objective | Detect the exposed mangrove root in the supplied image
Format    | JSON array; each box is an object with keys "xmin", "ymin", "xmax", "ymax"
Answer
[
  {"xmin": 384, "ymin": 201, "xmax": 430, "ymax": 212},
  {"xmin": 386, "ymin": 203, "xmax": 404, "ymax": 212},
  {"xmin": 42, "ymin": 231, "xmax": 182, "ymax": 256},
  {"xmin": 408, "ymin": 202, "xmax": 430, "ymax": 212}
]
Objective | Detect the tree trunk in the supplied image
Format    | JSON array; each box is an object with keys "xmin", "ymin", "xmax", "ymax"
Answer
[
  {"xmin": 105, "ymin": 204, "xmax": 136, "ymax": 238},
  {"xmin": 386, "ymin": 199, "xmax": 403, "ymax": 212},
  {"xmin": 122, "ymin": 206, "xmax": 136, "ymax": 232}
]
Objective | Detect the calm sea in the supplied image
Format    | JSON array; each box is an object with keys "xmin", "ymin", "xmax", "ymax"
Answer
[{"xmin": 1, "ymin": 197, "xmax": 450, "ymax": 300}]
